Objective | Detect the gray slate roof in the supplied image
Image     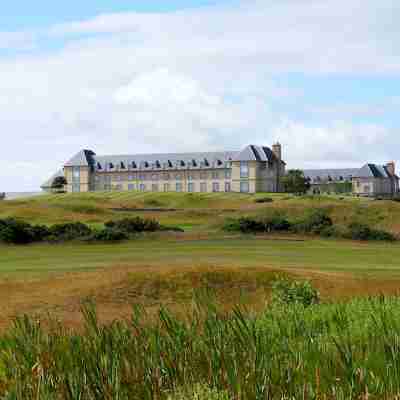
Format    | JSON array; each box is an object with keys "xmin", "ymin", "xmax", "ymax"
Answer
[
  {"xmin": 63, "ymin": 145, "xmax": 280, "ymax": 172},
  {"xmin": 304, "ymin": 168, "xmax": 359, "ymax": 183},
  {"xmin": 64, "ymin": 150, "xmax": 96, "ymax": 167},
  {"xmin": 305, "ymin": 164, "xmax": 396, "ymax": 184}
]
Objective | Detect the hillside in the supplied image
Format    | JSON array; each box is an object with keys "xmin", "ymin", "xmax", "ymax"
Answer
[{"xmin": 1, "ymin": 191, "xmax": 400, "ymax": 233}]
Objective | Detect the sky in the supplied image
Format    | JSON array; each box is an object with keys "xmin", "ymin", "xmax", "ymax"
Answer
[{"xmin": 1, "ymin": 0, "xmax": 400, "ymax": 191}]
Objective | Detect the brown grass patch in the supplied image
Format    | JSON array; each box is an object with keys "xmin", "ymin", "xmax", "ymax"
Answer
[{"xmin": 1, "ymin": 264, "xmax": 400, "ymax": 331}]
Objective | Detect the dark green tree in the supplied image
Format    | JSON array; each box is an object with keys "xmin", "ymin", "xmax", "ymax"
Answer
[
  {"xmin": 281, "ymin": 169, "xmax": 310, "ymax": 195},
  {"xmin": 51, "ymin": 176, "xmax": 67, "ymax": 190}
]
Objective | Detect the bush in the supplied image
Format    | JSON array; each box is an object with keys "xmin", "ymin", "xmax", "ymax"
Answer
[
  {"xmin": 319, "ymin": 225, "xmax": 341, "ymax": 238},
  {"xmin": 0, "ymin": 219, "xmax": 37, "ymax": 244},
  {"xmin": 90, "ymin": 228, "xmax": 128, "ymax": 242},
  {"xmin": 222, "ymin": 218, "xmax": 242, "ymax": 232},
  {"xmin": 262, "ymin": 215, "xmax": 291, "ymax": 232},
  {"xmin": 346, "ymin": 222, "xmax": 396, "ymax": 241},
  {"xmin": 105, "ymin": 217, "xmax": 161, "ymax": 233},
  {"xmin": 293, "ymin": 209, "xmax": 333, "ymax": 234},
  {"xmin": 223, "ymin": 216, "xmax": 291, "ymax": 234},
  {"xmin": 49, "ymin": 222, "xmax": 93, "ymax": 241},
  {"xmin": 254, "ymin": 197, "xmax": 273, "ymax": 204},
  {"xmin": 271, "ymin": 277, "xmax": 320, "ymax": 307}
]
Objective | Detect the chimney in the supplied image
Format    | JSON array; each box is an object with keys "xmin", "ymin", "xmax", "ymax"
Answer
[
  {"xmin": 386, "ymin": 161, "xmax": 396, "ymax": 176},
  {"xmin": 272, "ymin": 142, "xmax": 282, "ymax": 160}
]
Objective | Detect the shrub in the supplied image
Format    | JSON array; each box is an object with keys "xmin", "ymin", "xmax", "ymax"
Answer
[
  {"xmin": 105, "ymin": 217, "xmax": 161, "ymax": 233},
  {"xmin": 49, "ymin": 222, "xmax": 93, "ymax": 241},
  {"xmin": 262, "ymin": 215, "xmax": 291, "ymax": 232},
  {"xmin": 0, "ymin": 219, "xmax": 35, "ymax": 244},
  {"xmin": 254, "ymin": 197, "xmax": 273, "ymax": 204},
  {"xmin": 271, "ymin": 277, "xmax": 320, "ymax": 307},
  {"xmin": 223, "ymin": 216, "xmax": 291, "ymax": 234},
  {"xmin": 90, "ymin": 228, "xmax": 128, "ymax": 242},
  {"xmin": 319, "ymin": 225, "xmax": 341, "ymax": 238},
  {"xmin": 346, "ymin": 222, "xmax": 396, "ymax": 241},
  {"xmin": 222, "ymin": 218, "xmax": 242, "ymax": 232},
  {"xmin": 293, "ymin": 209, "xmax": 333, "ymax": 234}
]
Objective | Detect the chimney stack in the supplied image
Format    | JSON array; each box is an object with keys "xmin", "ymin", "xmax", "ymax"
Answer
[
  {"xmin": 386, "ymin": 161, "xmax": 396, "ymax": 176},
  {"xmin": 272, "ymin": 142, "xmax": 282, "ymax": 161}
]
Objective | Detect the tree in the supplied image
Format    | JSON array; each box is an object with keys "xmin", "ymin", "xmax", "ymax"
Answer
[
  {"xmin": 51, "ymin": 176, "xmax": 67, "ymax": 190},
  {"xmin": 281, "ymin": 169, "xmax": 310, "ymax": 195}
]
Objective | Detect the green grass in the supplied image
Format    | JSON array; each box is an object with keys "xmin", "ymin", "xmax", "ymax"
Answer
[
  {"xmin": 1, "ymin": 237, "xmax": 400, "ymax": 278},
  {"xmin": 5, "ymin": 297, "xmax": 400, "ymax": 398},
  {"xmin": 3, "ymin": 191, "xmax": 400, "ymax": 234}
]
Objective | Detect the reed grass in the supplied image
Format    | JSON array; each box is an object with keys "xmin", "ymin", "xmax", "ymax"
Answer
[{"xmin": 2, "ymin": 295, "xmax": 400, "ymax": 398}]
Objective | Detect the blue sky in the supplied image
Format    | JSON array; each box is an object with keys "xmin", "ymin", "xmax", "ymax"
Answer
[
  {"xmin": 1, "ymin": 0, "xmax": 229, "ymax": 30},
  {"xmin": 1, "ymin": 0, "xmax": 399, "ymax": 191}
]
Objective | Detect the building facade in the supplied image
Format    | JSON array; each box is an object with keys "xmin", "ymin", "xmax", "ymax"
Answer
[
  {"xmin": 42, "ymin": 144, "xmax": 286, "ymax": 194},
  {"xmin": 304, "ymin": 162, "xmax": 399, "ymax": 197}
]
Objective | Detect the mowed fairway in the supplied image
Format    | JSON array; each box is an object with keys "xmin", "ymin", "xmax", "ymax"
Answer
[{"xmin": 1, "ymin": 236, "xmax": 400, "ymax": 277}]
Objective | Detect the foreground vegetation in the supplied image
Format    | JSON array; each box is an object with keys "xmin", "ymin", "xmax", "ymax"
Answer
[{"xmin": 3, "ymin": 290, "xmax": 400, "ymax": 399}]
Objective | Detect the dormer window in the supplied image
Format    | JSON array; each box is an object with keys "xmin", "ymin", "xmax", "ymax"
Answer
[
  {"xmin": 180, "ymin": 160, "xmax": 185, "ymax": 167},
  {"xmin": 217, "ymin": 160, "xmax": 223, "ymax": 166},
  {"xmin": 168, "ymin": 160, "xmax": 173, "ymax": 168},
  {"xmin": 120, "ymin": 162, "xmax": 126, "ymax": 169},
  {"xmin": 97, "ymin": 162, "xmax": 102, "ymax": 170},
  {"xmin": 156, "ymin": 161, "xmax": 161, "ymax": 169},
  {"xmin": 192, "ymin": 159, "xmax": 197, "ymax": 167},
  {"xmin": 131, "ymin": 161, "xmax": 137, "ymax": 169},
  {"xmin": 109, "ymin": 163, "xmax": 114, "ymax": 169},
  {"xmin": 144, "ymin": 161, "xmax": 149, "ymax": 168},
  {"xmin": 204, "ymin": 159, "xmax": 209, "ymax": 167}
]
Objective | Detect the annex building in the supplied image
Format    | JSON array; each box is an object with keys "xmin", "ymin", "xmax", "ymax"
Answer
[
  {"xmin": 304, "ymin": 162, "xmax": 399, "ymax": 197},
  {"xmin": 42, "ymin": 144, "xmax": 286, "ymax": 194}
]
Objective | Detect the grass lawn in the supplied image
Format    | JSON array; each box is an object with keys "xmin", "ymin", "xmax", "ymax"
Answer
[{"xmin": 1, "ymin": 236, "xmax": 400, "ymax": 278}]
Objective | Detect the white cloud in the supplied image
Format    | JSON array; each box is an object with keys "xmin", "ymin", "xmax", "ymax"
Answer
[{"xmin": 0, "ymin": 0, "xmax": 399, "ymax": 191}]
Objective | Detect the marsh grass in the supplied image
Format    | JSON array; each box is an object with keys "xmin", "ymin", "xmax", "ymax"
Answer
[{"xmin": 2, "ymin": 296, "xmax": 400, "ymax": 398}]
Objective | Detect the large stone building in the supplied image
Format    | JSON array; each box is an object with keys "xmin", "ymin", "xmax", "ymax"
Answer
[
  {"xmin": 304, "ymin": 162, "xmax": 399, "ymax": 197},
  {"xmin": 42, "ymin": 144, "xmax": 286, "ymax": 194}
]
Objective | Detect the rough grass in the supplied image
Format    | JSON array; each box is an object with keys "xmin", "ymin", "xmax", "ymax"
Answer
[
  {"xmin": 3, "ymin": 192, "xmax": 399, "ymax": 233},
  {"xmin": 5, "ymin": 296, "xmax": 400, "ymax": 398}
]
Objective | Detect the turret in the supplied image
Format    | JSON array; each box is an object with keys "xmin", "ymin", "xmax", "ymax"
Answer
[{"xmin": 272, "ymin": 142, "xmax": 282, "ymax": 161}]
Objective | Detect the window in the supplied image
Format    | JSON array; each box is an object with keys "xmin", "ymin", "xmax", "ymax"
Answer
[
  {"xmin": 115, "ymin": 184, "xmax": 123, "ymax": 191},
  {"xmin": 212, "ymin": 182, "xmax": 220, "ymax": 192},
  {"xmin": 175, "ymin": 174, "xmax": 182, "ymax": 181},
  {"xmin": 128, "ymin": 184, "xmax": 135, "ymax": 191},
  {"xmin": 139, "ymin": 184, "xmax": 146, "ymax": 192},
  {"xmin": 200, "ymin": 182, "xmax": 207, "ymax": 192},
  {"xmin": 188, "ymin": 182, "xmax": 195, "ymax": 192},
  {"xmin": 151, "ymin": 174, "xmax": 158, "ymax": 181},
  {"xmin": 225, "ymin": 170, "xmax": 232, "ymax": 179},
  {"xmin": 200, "ymin": 171, "xmax": 208, "ymax": 180},
  {"xmin": 188, "ymin": 174, "xmax": 194, "ymax": 181},
  {"xmin": 240, "ymin": 162, "xmax": 249, "ymax": 178},
  {"xmin": 163, "ymin": 173, "xmax": 170, "ymax": 180},
  {"xmin": 114, "ymin": 175, "xmax": 121, "ymax": 182},
  {"xmin": 240, "ymin": 181, "xmax": 249, "ymax": 193},
  {"xmin": 72, "ymin": 167, "xmax": 80, "ymax": 192},
  {"xmin": 176, "ymin": 182, "xmax": 182, "ymax": 192},
  {"xmin": 212, "ymin": 171, "xmax": 219, "ymax": 180},
  {"xmin": 139, "ymin": 173, "xmax": 146, "ymax": 181},
  {"xmin": 225, "ymin": 182, "xmax": 231, "ymax": 192},
  {"xmin": 152, "ymin": 184, "xmax": 159, "ymax": 192},
  {"xmin": 128, "ymin": 174, "xmax": 136, "ymax": 181},
  {"xmin": 163, "ymin": 183, "xmax": 170, "ymax": 192}
]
